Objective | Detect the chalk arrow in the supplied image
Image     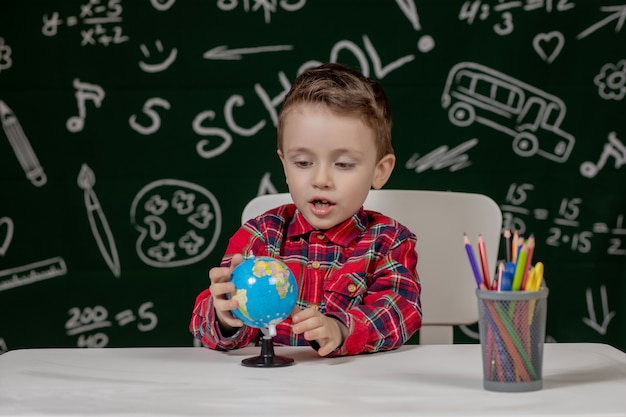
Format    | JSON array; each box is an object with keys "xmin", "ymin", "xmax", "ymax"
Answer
[
  {"xmin": 582, "ymin": 285, "xmax": 615, "ymax": 335},
  {"xmin": 577, "ymin": 5, "xmax": 626, "ymax": 40},
  {"xmin": 203, "ymin": 45, "xmax": 293, "ymax": 60}
]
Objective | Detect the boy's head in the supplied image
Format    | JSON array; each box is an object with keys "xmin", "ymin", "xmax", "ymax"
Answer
[
  {"xmin": 276, "ymin": 63, "xmax": 396, "ymax": 230},
  {"xmin": 278, "ymin": 63, "xmax": 394, "ymax": 162}
]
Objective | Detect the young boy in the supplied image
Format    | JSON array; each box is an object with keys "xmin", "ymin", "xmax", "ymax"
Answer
[{"xmin": 190, "ymin": 63, "xmax": 422, "ymax": 357}]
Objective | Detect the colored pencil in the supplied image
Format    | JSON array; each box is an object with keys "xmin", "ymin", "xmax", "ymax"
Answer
[
  {"xmin": 464, "ymin": 233, "xmax": 483, "ymax": 289},
  {"xmin": 477, "ymin": 234, "xmax": 491, "ymax": 289}
]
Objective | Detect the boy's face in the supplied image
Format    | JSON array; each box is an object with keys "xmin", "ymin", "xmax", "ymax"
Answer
[{"xmin": 278, "ymin": 104, "xmax": 395, "ymax": 230}]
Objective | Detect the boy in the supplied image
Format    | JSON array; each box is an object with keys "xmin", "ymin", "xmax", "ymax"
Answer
[{"xmin": 190, "ymin": 63, "xmax": 422, "ymax": 357}]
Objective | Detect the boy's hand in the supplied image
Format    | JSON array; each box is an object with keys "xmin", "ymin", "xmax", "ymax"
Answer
[
  {"xmin": 208, "ymin": 254, "xmax": 245, "ymax": 331},
  {"xmin": 292, "ymin": 308, "xmax": 349, "ymax": 356}
]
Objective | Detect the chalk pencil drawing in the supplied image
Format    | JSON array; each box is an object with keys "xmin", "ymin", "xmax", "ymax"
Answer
[
  {"xmin": 0, "ymin": 100, "xmax": 47, "ymax": 186},
  {"xmin": 77, "ymin": 164, "xmax": 121, "ymax": 278},
  {"xmin": 442, "ymin": 62, "xmax": 575, "ymax": 163},
  {"xmin": 130, "ymin": 179, "xmax": 221, "ymax": 268}
]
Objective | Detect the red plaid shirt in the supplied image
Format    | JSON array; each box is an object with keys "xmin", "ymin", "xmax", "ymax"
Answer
[{"xmin": 189, "ymin": 204, "xmax": 422, "ymax": 356}]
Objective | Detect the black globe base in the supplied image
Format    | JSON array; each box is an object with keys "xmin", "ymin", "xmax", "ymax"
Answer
[{"xmin": 241, "ymin": 336, "xmax": 294, "ymax": 367}]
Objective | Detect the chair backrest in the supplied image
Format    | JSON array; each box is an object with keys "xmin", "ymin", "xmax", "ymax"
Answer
[{"xmin": 241, "ymin": 189, "xmax": 502, "ymax": 344}]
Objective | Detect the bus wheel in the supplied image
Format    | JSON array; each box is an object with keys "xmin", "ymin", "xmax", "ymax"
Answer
[
  {"xmin": 448, "ymin": 102, "xmax": 475, "ymax": 127},
  {"xmin": 512, "ymin": 132, "xmax": 538, "ymax": 157}
]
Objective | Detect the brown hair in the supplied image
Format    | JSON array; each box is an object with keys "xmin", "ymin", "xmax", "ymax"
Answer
[{"xmin": 277, "ymin": 63, "xmax": 393, "ymax": 161}]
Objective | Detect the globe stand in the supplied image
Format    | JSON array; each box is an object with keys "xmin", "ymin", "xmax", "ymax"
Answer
[{"xmin": 241, "ymin": 330, "xmax": 294, "ymax": 368}]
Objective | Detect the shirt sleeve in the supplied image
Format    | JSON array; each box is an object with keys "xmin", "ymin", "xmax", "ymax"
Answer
[
  {"xmin": 188, "ymin": 222, "xmax": 266, "ymax": 350},
  {"xmin": 327, "ymin": 225, "xmax": 422, "ymax": 356}
]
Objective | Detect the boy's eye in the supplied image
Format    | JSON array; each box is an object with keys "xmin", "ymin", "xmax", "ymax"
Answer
[
  {"xmin": 294, "ymin": 160, "xmax": 312, "ymax": 168},
  {"xmin": 336, "ymin": 162, "xmax": 355, "ymax": 169}
]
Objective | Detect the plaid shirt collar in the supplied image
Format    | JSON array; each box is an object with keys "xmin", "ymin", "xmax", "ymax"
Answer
[{"xmin": 286, "ymin": 207, "xmax": 369, "ymax": 247}]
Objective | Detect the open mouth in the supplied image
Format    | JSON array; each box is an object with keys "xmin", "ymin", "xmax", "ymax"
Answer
[{"xmin": 311, "ymin": 199, "xmax": 332, "ymax": 208}]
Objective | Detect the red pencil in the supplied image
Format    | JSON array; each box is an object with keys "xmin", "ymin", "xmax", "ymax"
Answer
[
  {"xmin": 520, "ymin": 234, "xmax": 535, "ymax": 290},
  {"xmin": 477, "ymin": 234, "xmax": 490, "ymax": 289}
]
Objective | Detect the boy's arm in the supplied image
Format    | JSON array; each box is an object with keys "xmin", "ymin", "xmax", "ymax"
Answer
[{"xmin": 326, "ymin": 230, "xmax": 422, "ymax": 356}]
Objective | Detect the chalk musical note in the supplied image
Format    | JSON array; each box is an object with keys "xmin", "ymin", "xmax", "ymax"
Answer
[
  {"xmin": 580, "ymin": 132, "xmax": 626, "ymax": 178},
  {"xmin": 66, "ymin": 79, "xmax": 105, "ymax": 132},
  {"xmin": 77, "ymin": 164, "xmax": 121, "ymax": 277},
  {"xmin": 0, "ymin": 100, "xmax": 47, "ymax": 187}
]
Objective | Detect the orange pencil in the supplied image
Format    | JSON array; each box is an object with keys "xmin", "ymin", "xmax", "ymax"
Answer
[{"xmin": 477, "ymin": 234, "xmax": 490, "ymax": 289}]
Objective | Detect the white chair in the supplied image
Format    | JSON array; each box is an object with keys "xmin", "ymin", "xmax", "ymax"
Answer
[{"xmin": 241, "ymin": 189, "xmax": 502, "ymax": 344}]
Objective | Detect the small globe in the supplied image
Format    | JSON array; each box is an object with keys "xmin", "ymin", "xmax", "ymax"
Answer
[{"xmin": 229, "ymin": 256, "xmax": 298, "ymax": 333}]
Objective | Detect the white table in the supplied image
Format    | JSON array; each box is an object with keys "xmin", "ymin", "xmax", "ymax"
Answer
[{"xmin": 0, "ymin": 343, "xmax": 625, "ymax": 416}]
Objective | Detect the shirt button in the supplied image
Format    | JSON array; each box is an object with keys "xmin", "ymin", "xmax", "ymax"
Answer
[
  {"xmin": 347, "ymin": 283, "xmax": 357, "ymax": 293},
  {"xmin": 317, "ymin": 233, "xmax": 325, "ymax": 240},
  {"xmin": 309, "ymin": 304, "xmax": 320, "ymax": 311},
  {"xmin": 311, "ymin": 260, "xmax": 321, "ymax": 269}
]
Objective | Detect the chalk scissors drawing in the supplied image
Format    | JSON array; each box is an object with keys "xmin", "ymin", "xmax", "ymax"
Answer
[
  {"xmin": 77, "ymin": 164, "xmax": 121, "ymax": 278},
  {"xmin": 442, "ymin": 62, "xmax": 575, "ymax": 163},
  {"xmin": 130, "ymin": 179, "xmax": 221, "ymax": 268}
]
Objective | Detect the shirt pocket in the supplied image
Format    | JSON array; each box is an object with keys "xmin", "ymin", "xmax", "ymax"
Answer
[{"xmin": 324, "ymin": 272, "xmax": 369, "ymax": 310}]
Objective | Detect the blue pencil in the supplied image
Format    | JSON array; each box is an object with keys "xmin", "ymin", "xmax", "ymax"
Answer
[{"xmin": 464, "ymin": 233, "xmax": 483, "ymax": 289}]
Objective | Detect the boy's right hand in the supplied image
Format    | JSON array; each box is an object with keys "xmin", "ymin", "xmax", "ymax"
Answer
[{"xmin": 209, "ymin": 254, "xmax": 245, "ymax": 331}]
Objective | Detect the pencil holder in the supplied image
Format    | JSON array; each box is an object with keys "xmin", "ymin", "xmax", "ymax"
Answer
[{"xmin": 476, "ymin": 288, "xmax": 549, "ymax": 392}]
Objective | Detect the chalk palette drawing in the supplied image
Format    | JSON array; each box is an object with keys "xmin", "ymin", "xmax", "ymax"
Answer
[
  {"xmin": 580, "ymin": 132, "xmax": 626, "ymax": 178},
  {"xmin": 583, "ymin": 285, "xmax": 615, "ymax": 335},
  {"xmin": 0, "ymin": 100, "xmax": 47, "ymax": 187},
  {"xmin": 0, "ymin": 37, "xmax": 12, "ymax": 73},
  {"xmin": 139, "ymin": 40, "xmax": 178, "ymax": 73},
  {"xmin": 130, "ymin": 179, "xmax": 222, "ymax": 268},
  {"xmin": 442, "ymin": 62, "xmax": 575, "ymax": 163},
  {"xmin": 66, "ymin": 79, "xmax": 105, "ymax": 133},
  {"xmin": 0, "ymin": 257, "xmax": 67, "ymax": 292},
  {"xmin": 0, "ymin": 217, "xmax": 14, "ymax": 256},
  {"xmin": 77, "ymin": 164, "xmax": 121, "ymax": 277},
  {"xmin": 576, "ymin": 5, "xmax": 626, "ymax": 40},
  {"xmin": 42, "ymin": 1, "xmax": 129, "ymax": 47},
  {"xmin": 532, "ymin": 31, "xmax": 564, "ymax": 64},
  {"xmin": 594, "ymin": 60, "xmax": 626, "ymax": 101},
  {"xmin": 405, "ymin": 138, "xmax": 479, "ymax": 173},
  {"xmin": 394, "ymin": 0, "xmax": 435, "ymax": 53},
  {"xmin": 129, "ymin": 98, "xmax": 171, "ymax": 135}
]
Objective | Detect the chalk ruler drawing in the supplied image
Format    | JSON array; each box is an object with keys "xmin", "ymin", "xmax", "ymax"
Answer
[
  {"xmin": 66, "ymin": 79, "xmax": 105, "ymax": 132},
  {"xmin": 77, "ymin": 164, "xmax": 121, "ymax": 278},
  {"xmin": 130, "ymin": 179, "xmax": 222, "ymax": 268},
  {"xmin": 0, "ymin": 217, "xmax": 14, "ymax": 256},
  {"xmin": 442, "ymin": 61, "xmax": 575, "ymax": 162},
  {"xmin": 0, "ymin": 100, "xmax": 47, "ymax": 186},
  {"xmin": 583, "ymin": 285, "xmax": 615, "ymax": 335},
  {"xmin": 0, "ymin": 257, "xmax": 67, "ymax": 292}
]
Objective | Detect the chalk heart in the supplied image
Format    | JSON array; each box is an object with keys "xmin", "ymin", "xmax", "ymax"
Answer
[
  {"xmin": 0, "ymin": 217, "xmax": 14, "ymax": 256},
  {"xmin": 533, "ymin": 31, "xmax": 564, "ymax": 64}
]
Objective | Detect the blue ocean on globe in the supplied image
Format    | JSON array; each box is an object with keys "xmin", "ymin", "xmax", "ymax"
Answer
[{"xmin": 229, "ymin": 256, "xmax": 298, "ymax": 331}]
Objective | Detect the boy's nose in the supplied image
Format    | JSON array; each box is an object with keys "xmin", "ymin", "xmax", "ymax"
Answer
[{"xmin": 312, "ymin": 166, "xmax": 333, "ymax": 189}]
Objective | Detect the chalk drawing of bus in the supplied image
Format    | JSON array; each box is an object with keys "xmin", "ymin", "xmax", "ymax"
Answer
[{"xmin": 441, "ymin": 62, "xmax": 575, "ymax": 163}]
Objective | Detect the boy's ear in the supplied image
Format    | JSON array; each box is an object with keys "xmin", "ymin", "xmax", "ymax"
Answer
[
  {"xmin": 277, "ymin": 149, "xmax": 288, "ymax": 184},
  {"xmin": 371, "ymin": 154, "xmax": 396, "ymax": 189}
]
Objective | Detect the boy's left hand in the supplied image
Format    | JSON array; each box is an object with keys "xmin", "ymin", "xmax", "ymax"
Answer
[{"xmin": 291, "ymin": 307, "xmax": 348, "ymax": 356}]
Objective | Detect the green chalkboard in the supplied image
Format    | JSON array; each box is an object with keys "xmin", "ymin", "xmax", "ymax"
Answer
[{"xmin": 0, "ymin": 0, "xmax": 625, "ymax": 353}]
